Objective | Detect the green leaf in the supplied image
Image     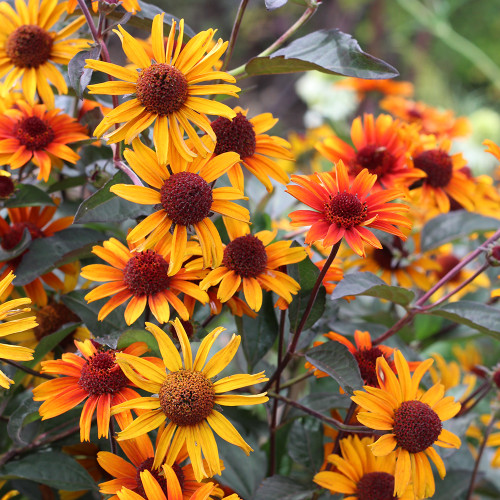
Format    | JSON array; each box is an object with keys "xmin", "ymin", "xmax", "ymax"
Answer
[
  {"xmin": 13, "ymin": 323, "xmax": 80, "ymax": 385},
  {"xmin": 288, "ymin": 252, "xmax": 326, "ymax": 333},
  {"xmin": 68, "ymin": 45, "xmax": 101, "ymax": 99},
  {"xmin": 254, "ymin": 476, "xmax": 314, "ymax": 500},
  {"xmin": 7, "ymin": 396, "xmax": 41, "ymax": 446},
  {"xmin": 265, "ymin": 0, "xmax": 288, "ymax": 10},
  {"xmin": 305, "ymin": 342, "xmax": 363, "ymax": 395},
  {"xmin": 0, "ymin": 451, "xmax": 98, "ymax": 491},
  {"xmin": 420, "ymin": 211, "xmax": 500, "ymax": 251},
  {"xmin": 3, "ymin": 184, "xmax": 54, "ymax": 208},
  {"xmin": 62, "ymin": 290, "xmax": 128, "ymax": 338},
  {"xmin": 246, "ymin": 29, "xmax": 399, "ymax": 78},
  {"xmin": 47, "ymin": 175, "xmax": 87, "ymax": 194},
  {"xmin": 330, "ymin": 271, "xmax": 415, "ymax": 306},
  {"xmin": 74, "ymin": 170, "xmax": 152, "ymax": 223},
  {"xmin": 107, "ymin": 1, "xmax": 195, "ymax": 38},
  {"xmin": 238, "ymin": 292, "xmax": 278, "ymax": 372},
  {"xmin": 117, "ymin": 329, "xmax": 160, "ymax": 357},
  {"xmin": 287, "ymin": 419, "xmax": 324, "ymax": 472},
  {"xmin": 14, "ymin": 228, "xmax": 103, "ymax": 286},
  {"xmin": 427, "ymin": 301, "xmax": 500, "ymax": 339},
  {"xmin": 0, "ymin": 228, "xmax": 31, "ymax": 261}
]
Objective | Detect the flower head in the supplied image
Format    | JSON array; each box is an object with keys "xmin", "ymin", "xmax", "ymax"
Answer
[
  {"xmin": 0, "ymin": 101, "xmax": 88, "ymax": 181},
  {"xmin": 110, "ymin": 138, "xmax": 249, "ymax": 274},
  {"xmin": 0, "ymin": 271, "xmax": 37, "ymax": 388},
  {"xmin": 33, "ymin": 339, "xmax": 149, "ymax": 441},
  {"xmin": 111, "ymin": 319, "xmax": 268, "ymax": 481},
  {"xmin": 210, "ymin": 107, "xmax": 292, "ymax": 192},
  {"xmin": 81, "ymin": 236, "xmax": 209, "ymax": 325},
  {"xmin": 286, "ymin": 160, "xmax": 411, "ymax": 256},
  {"xmin": 86, "ymin": 15, "xmax": 239, "ymax": 164},
  {"xmin": 0, "ymin": 0, "xmax": 88, "ymax": 108},
  {"xmin": 351, "ymin": 350, "xmax": 461, "ymax": 499}
]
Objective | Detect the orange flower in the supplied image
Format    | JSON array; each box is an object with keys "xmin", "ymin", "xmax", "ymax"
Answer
[
  {"xmin": 286, "ymin": 160, "xmax": 411, "ymax": 256},
  {"xmin": 336, "ymin": 78, "xmax": 414, "ymax": 99},
  {"xmin": 209, "ymin": 107, "xmax": 292, "ymax": 192},
  {"xmin": 67, "ymin": 0, "xmax": 139, "ymax": 13},
  {"xmin": 33, "ymin": 339, "xmax": 149, "ymax": 441},
  {"xmin": 316, "ymin": 114, "xmax": 424, "ymax": 190},
  {"xmin": 0, "ymin": 202, "xmax": 74, "ymax": 306},
  {"xmin": 0, "ymin": 101, "xmax": 88, "ymax": 181},
  {"xmin": 81, "ymin": 236, "xmax": 208, "ymax": 325}
]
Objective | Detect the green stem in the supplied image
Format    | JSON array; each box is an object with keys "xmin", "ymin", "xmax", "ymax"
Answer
[{"xmin": 222, "ymin": 0, "xmax": 250, "ymax": 72}]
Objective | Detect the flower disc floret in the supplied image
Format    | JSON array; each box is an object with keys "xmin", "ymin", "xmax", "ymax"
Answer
[
  {"xmin": 159, "ymin": 369, "xmax": 215, "ymax": 426},
  {"xmin": 354, "ymin": 144, "xmax": 396, "ymax": 177},
  {"xmin": 324, "ymin": 192, "xmax": 368, "ymax": 228},
  {"xmin": 356, "ymin": 472, "xmax": 396, "ymax": 500},
  {"xmin": 6, "ymin": 25, "xmax": 53, "ymax": 68},
  {"xmin": 354, "ymin": 347, "xmax": 387, "ymax": 387},
  {"xmin": 34, "ymin": 303, "xmax": 79, "ymax": 340},
  {"xmin": 15, "ymin": 116, "xmax": 56, "ymax": 150},
  {"xmin": 436, "ymin": 254, "xmax": 461, "ymax": 280},
  {"xmin": 393, "ymin": 400, "xmax": 442, "ymax": 453},
  {"xmin": 123, "ymin": 250, "xmax": 170, "ymax": 296},
  {"xmin": 212, "ymin": 112, "xmax": 257, "ymax": 158},
  {"xmin": 0, "ymin": 176, "xmax": 15, "ymax": 198},
  {"xmin": 160, "ymin": 172, "xmax": 213, "ymax": 226},
  {"xmin": 78, "ymin": 350, "xmax": 128, "ymax": 396},
  {"xmin": 414, "ymin": 149, "xmax": 453, "ymax": 188},
  {"xmin": 1, "ymin": 221, "xmax": 44, "ymax": 250},
  {"xmin": 222, "ymin": 234, "xmax": 268, "ymax": 278},
  {"xmin": 135, "ymin": 63, "xmax": 189, "ymax": 116}
]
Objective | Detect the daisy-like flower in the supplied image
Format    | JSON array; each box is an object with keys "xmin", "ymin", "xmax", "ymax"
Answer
[
  {"xmin": 67, "ymin": 0, "xmax": 139, "ymax": 14},
  {"xmin": 335, "ymin": 78, "xmax": 414, "ymax": 100},
  {"xmin": 351, "ymin": 350, "xmax": 462, "ymax": 499},
  {"xmin": 33, "ymin": 339, "xmax": 150, "ymax": 441},
  {"xmin": 198, "ymin": 219, "xmax": 307, "ymax": 311},
  {"xmin": 408, "ymin": 138, "xmax": 475, "ymax": 213},
  {"xmin": 0, "ymin": 101, "xmax": 88, "ymax": 181},
  {"xmin": 0, "ymin": 271, "xmax": 37, "ymax": 388},
  {"xmin": 286, "ymin": 160, "xmax": 412, "ymax": 257},
  {"xmin": 98, "ymin": 427, "xmax": 212, "ymax": 500},
  {"xmin": 110, "ymin": 138, "xmax": 249, "ymax": 275},
  {"xmin": 0, "ymin": 202, "xmax": 74, "ymax": 306},
  {"xmin": 209, "ymin": 106, "xmax": 292, "ymax": 192},
  {"xmin": 111, "ymin": 319, "xmax": 269, "ymax": 481},
  {"xmin": 116, "ymin": 466, "xmax": 215, "ymax": 500},
  {"xmin": 314, "ymin": 435, "xmax": 414, "ymax": 499},
  {"xmin": 81, "ymin": 235, "xmax": 209, "ymax": 326},
  {"xmin": 0, "ymin": 170, "xmax": 15, "ymax": 199},
  {"xmin": 316, "ymin": 114, "xmax": 424, "ymax": 190},
  {"xmin": 85, "ymin": 15, "xmax": 239, "ymax": 165},
  {"xmin": 0, "ymin": 0, "xmax": 87, "ymax": 108}
]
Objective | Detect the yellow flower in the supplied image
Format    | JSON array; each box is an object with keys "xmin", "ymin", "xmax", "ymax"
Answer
[
  {"xmin": 111, "ymin": 319, "xmax": 268, "ymax": 481},
  {"xmin": 0, "ymin": 271, "xmax": 37, "ymax": 388},
  {"xmin": 86, "ymin": 15, "xmax": 239, "ymax": 165},
  {"xmin": 0, "ymin": 0, "xmax": 87, "ymax": 108},
  {"xmin": 351, "ymin": 350, "xmax": 461, "ymax": 499}
]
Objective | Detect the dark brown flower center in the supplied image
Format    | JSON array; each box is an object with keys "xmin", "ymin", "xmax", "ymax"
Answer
[
  {"xmin": 1, "ymin": 221, "xmax": 44, "ymax": 250},
  {"xmin": 78, "ymin": 349, "xmax": 129, "ymax": 396},
  {"xmin": 135, "ymin": 63, "xmax": 188, "ymax": 116},
  {"xmin": 352, "ymin": 144, "xmax": 396, "ymax": 178},
  {"xmin": 169, "ymin": 319, "xmax": 194, "ymax": 340},
  {"xmin": 413, "ymin": 149, "xmax": 453, "ymax": 188},
  {"xmin": 15, "ymin": 116, "xmax": 55, "ymax": 150},
  {"xmin": 493, "ymin": 368, "xmax": 500, "ymax": 389},
  {"xmin": 123, "ymin": 250, "xmax": 171, "ymax": 296},
  {"xmin": 393, "ymin": 400, "xmax": 442, "ymax": 453},
  {"xmin": 159, "ymin": 369, "xmax": 215, "ymax": 426},
  {"xmin": 134, "ymin": 457, "xmax": 185, "ymax": 497},
  {"xmin": 34, "ymin": 303, "xmax": 80, "ymax": 341},
  {"xmin": 211, "ymin": 112, "xmax": 256, "ymax": 158},
  {"xmin": 6, "ymin": 25, "xmax": 53, "ymax": 68},
  {"xmin": 324, "ymin": 192, "xmax": 368, "ymax": 228},
  {"xmin": 160, "ymin": 172, "xmax": 213, "ymax": 226},
  {"xmin": 435, "ymin": 254, "xmax": 461, "ymax": 281},
  {"xmin": 357, "ymin": 472, "xmax": 396, "ymax": 500},
  {"xmin": 354, "ymin": 347, "xmax": 389, "ymax": 387},
  {"xmin": 0, "ymin": 176, "xmax": 15, "ymax": 198},
  {"xmin": 222, "ymin": 234, "xmax": 268, "ymax": 278}
]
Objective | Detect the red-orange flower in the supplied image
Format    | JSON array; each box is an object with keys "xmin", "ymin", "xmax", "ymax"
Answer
[
  {"xmin": 316, "ymin": 114, "xmax": 424, "ymax": 190},
  {"xmin": 0, "ymin": 101, "xmax": 88, "ymax": 181},
  {"xmin": 335, "ymin": 78, "xmax": 414, "ymax": 99},
  {"xmin": 286, "ymin": 160, "xmax": 411, "ymax": 256},
  {"xmin": 0, "ymin": 202, "xmax": 74, "ymax": 306},
  {"xmin": 33, "ymin": 339, "xmax": 149, "ymax": 441}
]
